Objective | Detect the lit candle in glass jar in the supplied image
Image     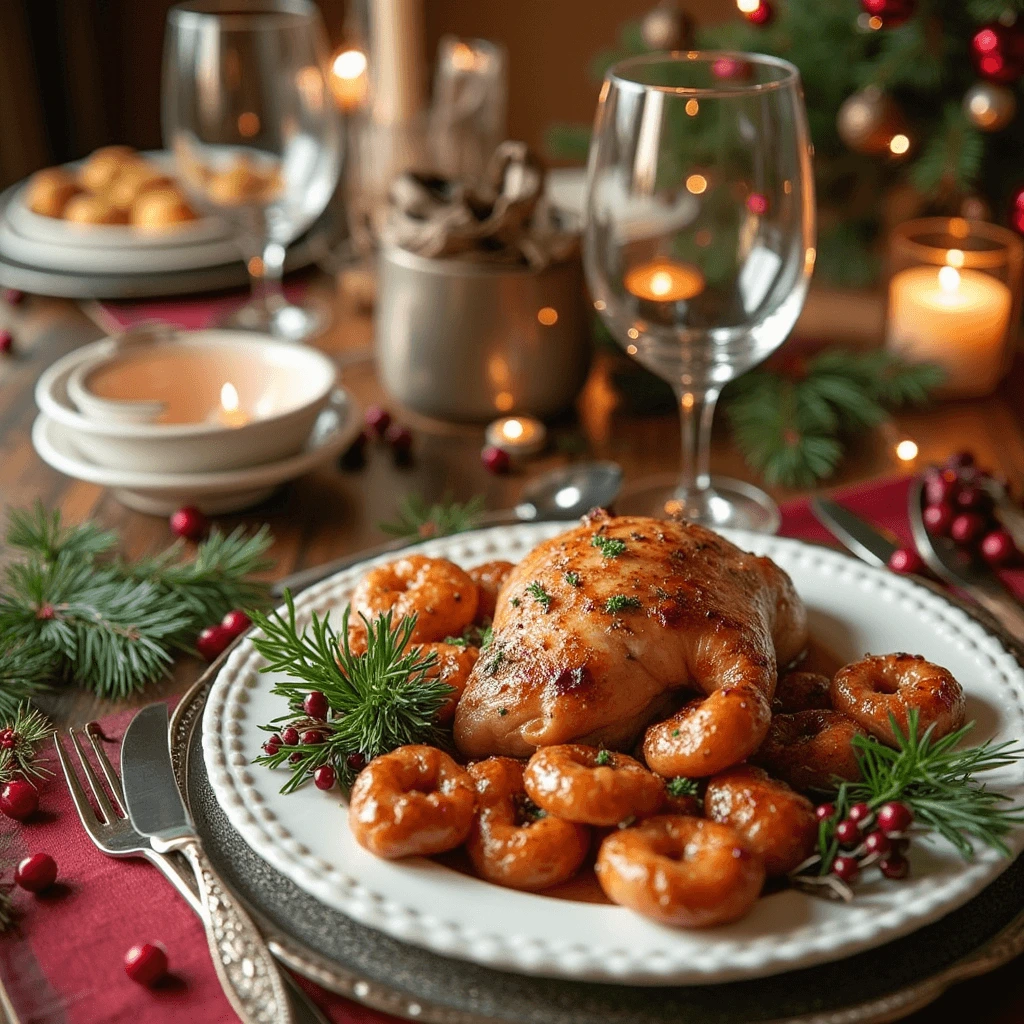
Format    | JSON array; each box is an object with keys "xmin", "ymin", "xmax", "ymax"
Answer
[
  {"xmin": 329, "ymin": 47, "xmax": 369, "ymax": 112},
  {"xmin": 485, "ymin": 415, "xmax": 547, "ymax": 457},
  {"xmin": 624, "ymin": 259, "xmax": 705, "ymax": 302}
]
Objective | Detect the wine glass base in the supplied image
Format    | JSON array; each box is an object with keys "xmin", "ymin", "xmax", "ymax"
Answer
[
  {"xmin": 221, "ymin": 299, "xmax": 329, "ymax": 343},
  {"xmin": 615, "ymin": 473, "xmax": 782, "ymax": 534}
]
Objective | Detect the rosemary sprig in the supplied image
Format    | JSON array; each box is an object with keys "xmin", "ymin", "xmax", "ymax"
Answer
[
  {"xmin": 0, "ymin": 702, "xmax": 53, "ymax": 785},
  {"xmin": 809, "ymin": 711, "xmax": 1024, "ymax": 877},
  {"xmin": 591, "ymin": 535, "xmax": 626, "ymax": 558},
  {"xmin": 526, "ymin": 581, "xmax": 553, "ymax": 612},
  {"xmin": 379, "ymin": 493, "xmax": 485, "ymax": 540},
  {"xmin": 250, "ymin": 594, "xmax": 453, "ymax": 792}
]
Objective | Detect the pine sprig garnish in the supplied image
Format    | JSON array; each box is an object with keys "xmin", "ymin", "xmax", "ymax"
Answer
[
  {"xmin": 725, "ymin": 349, "xmax": 944, "ymax": 488},
  {"xmin": 379, "ymin": 493, "xmax": 485, "ymax": 540},
  {"xmin": 250, "ymin": 593, "xmax": 452, "ymax": 792},
  {"xmin": 0, "ymin": 702, "xmax": 52, "ymax": 784},
  {"xmin": 801, "ymin": 711, "xmax": 1024, "ymax": 884},
  {"xmin": 0, "ymin": 504, "xmax": 273, "ymax": 702}
]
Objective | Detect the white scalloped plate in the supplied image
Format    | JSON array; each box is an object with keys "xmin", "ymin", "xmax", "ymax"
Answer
[{"xmin": 203, "ymin": 524, "xmax": 1024, "ymax": 985}]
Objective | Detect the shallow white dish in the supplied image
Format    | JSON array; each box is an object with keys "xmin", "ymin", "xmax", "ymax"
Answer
[
  {"xmin": 36, "ymin": 331, "xmax": 338, "ymax": 473},
  {"xmin": 32, "ymin": 389, "xmax": 358, "ymax": 515},
  {"xmin": 202, "ymin": 524, "xmax": 1024, "ymax": 986}
]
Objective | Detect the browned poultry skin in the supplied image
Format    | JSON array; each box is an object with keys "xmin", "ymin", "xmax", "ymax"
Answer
[{"xmin": 454, "ymin": 512, "xmax": 807, "ymax": 759}]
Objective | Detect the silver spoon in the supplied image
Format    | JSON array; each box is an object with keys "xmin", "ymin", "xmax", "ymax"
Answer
[{"xmin": 272, "ymin": 460, "xmax": 623, "ymax": 596}]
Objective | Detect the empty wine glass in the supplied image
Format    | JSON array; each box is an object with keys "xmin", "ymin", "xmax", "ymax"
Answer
[
  {"xmin": 583, "ymin": 52, "xmax": 815, "ymax": 531},
  {"xmin": 163, "ymin": 0, "xmax": 341, "ymax": 341}
]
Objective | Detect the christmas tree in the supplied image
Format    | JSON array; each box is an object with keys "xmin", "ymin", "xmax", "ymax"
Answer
[{"xmin": 547, "ymin": 0, "xmax": 1024, "ymax": 287}]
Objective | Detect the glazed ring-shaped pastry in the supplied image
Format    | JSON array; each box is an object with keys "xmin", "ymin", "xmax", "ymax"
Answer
[{"xmin": 753, "ymin": 709, "xmax": 867, "ymax": 793}]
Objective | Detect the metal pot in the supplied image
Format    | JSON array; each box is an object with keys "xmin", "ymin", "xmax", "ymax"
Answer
[{"xmin": 375, "ymin": 245, "xmax": 590, "ymax": 422}]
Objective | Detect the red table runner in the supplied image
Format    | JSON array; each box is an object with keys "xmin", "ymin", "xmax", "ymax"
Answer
[{"xmin": 3, "ymin": 472, "xmax": 1012, "ymax": 1023}]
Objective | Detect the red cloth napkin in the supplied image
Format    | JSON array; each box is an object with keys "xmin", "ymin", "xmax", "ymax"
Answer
[{"xmin": 0, "ymin": 472, "xmax": 1012, "ymax": 1023}]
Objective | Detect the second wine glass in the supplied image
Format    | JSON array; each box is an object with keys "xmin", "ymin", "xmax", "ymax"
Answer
[
  {"xmin": 163, "ymin": 0, "xmax": 341, "ymax": 341},
  {"xmin": 584, "ymin": 52, "xmax": 816, "ymax": 531}
]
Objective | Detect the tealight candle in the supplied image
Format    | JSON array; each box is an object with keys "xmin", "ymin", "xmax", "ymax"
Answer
[
  {"xmin": 485, "ymin": 416, "xmax": 547, "ymax": 457},
  {"xmin": 624, "ymin": 259, "xmax": 705, "ymax": 303},
  {"xmin": 887, "ymin": 264, "xmax": 1012, "ymax": 398},
  {"xmin": 329, "ymin": 47, "xmax": 369, "ymax": 112},
  {"xmin": 217, "ymin": 382, "xmax": 250, "ymax": 428}
]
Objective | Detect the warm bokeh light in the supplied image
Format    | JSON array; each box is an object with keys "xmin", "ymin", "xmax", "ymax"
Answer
[
  {"xmin": 594, "ymin": 299, "xmax": 606, "ymax": 311},
  {"xmin": 685, "ymin": 99, "xmax": 699, "ymax": 116},
  {"xmin": 495, "ymin": 391, "xmax": 514, "ymax": 412},
  {"xmin": 868, "ymin": 15, "xmax": 883, "ymax": 29},
  {"xmin": 649, "ymin": 272, "xmax": 674, "ymax": 297},
  {"xmin": 895, "ymin": 439, "xmax": 919, "ymax": 462},
  {"xmin": 946, "ymin": 248, "xmax": 965, "ymax": 269},
  {"xmin": 889, "ymin": 134, "xmax": 910, "ymax": 155},
  {"xmin": 330, "ymin": 48, "xmax": 368, "ymax": 111},
  {"xmin": 450, "ymin": 42, "xmax": 480, "ymax": 71},
  {"xmin": 939, "ymin": 265, "xmax": 961, "ymax": 292},
  {"xmin": 237, "ymin": 112, "xmax": 260, "ymax": 137},
  {"xmin": 627, "ymin": 327, "xmax": 640, "ymax": 339},
  {"xmin": 736, "ymin": 0, "xmax": 761, "ymax": 11},
  {"xmin": 537, "ymin": 306, "xmax": 559, "ymax": 326},
  {"xmin": 686, "ymin": 173, "xmax": 708, "ymax": 195},
  {"xmin": 333, "ymin": 48, "xmax": 367, "ymax": 80},
  {"xmin": 501, "ymin": 419, "xmax": 525, "ymax": 440}
]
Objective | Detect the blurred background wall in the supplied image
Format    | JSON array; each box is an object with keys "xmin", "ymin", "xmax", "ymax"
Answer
[{"xmin": 0, "ymin": 0, "xmax": 734, "ymax": 188}]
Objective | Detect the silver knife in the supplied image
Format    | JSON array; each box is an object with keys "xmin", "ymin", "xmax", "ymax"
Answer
[
  {"xmin": 122, "ymin": 704, "xmax": 293, "ymax": 1024},
  {"xmin": 810, "ymin": 497, "xmax": 900, "ymax": 568},
  {"xmin": 908, "ymin": 478, "xmax": 1024, "ymax": 638}
]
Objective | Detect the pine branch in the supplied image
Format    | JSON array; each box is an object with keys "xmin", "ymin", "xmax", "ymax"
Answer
[
  {"xmin": 911, "ymin": 104, "xmax": 985, "ymax": 196},
  {"xmin": 5, "ymin": 501, "xmax": 116, "ymax": 563},
  {"xmin": 0, "ymin": 702, "xmax": 52, "ymax": 784},
  {"xmin": 0, "ymin": 641, "xmax": 52, "ymax": 718},
  {"xmin": 379, "ymin": 494, "xmax": 484, "ymax": 540}
]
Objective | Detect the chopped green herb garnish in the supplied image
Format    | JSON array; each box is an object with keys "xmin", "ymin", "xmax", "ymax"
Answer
[
  {"xmin": 667, "ymin": 776, "xmax": 698, "ymax": 798},
  {"xmin": 480, "ymin": 625, "xmax": 494, "ymax": 648},
  {"xmin": 604, "ymin": 594, "xmax": 641, "ymax": 614},
  {"xmin": 564, "ymin": 571, "xmax": 582, "ymax": 587},
  {"xmin": 591, "ymin": 535, "xmax": 627, "ymax": 558},
  {"xmin": 595, "ymin": 749, "xmax": 613, "ymax": 766},
  {"xmin": 444, "ymin": 635, "xmax": 468, "ymax": 647},
  {"xmin": 526, "ymin": 581, "xmax": 553, "ymax": 612},
  {"xmin": 498, "ymin": 707, "xmax": 508, "ymax": 716},
  {"xmin": 672, "ymin": 728, "xmax": 680, "ymax": 738},
  {"xmin": 510, "ymin": 597, "xmax": 521, "ymax": 607},
  {"xmin": 487, "ymin": 648, "xmax": 505, "ymax": 674}
]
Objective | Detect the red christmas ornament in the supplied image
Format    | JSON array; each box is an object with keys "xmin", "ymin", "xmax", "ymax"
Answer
[
  {"xmin": 746, "ymin": 193, "xmax": 769, "ymax": 216},
  {"xmin": 0, "ymin": 779, "xmax": 39, "ymax": 821},
  {"xmin": 15, "ymin": 852, "xmax": 57, "ymax": 892},
  {"xmin": 711, "ymin": 56, "xmax": 751, "ymax": 81},
  {"xmin": 220, "ymin": 609, "xmax": 251, "ymax": 638},
  {"xmin": 169, "ymin": 505, "xmax": 208, "ymax": 541},
  {"xmin": 196, "ymin": 624, "xmax": 232, "ymax": 662},
  {"xmin": 481, "ymin": 445, "xmax": 511, "ymax": 475},
  {"xmin": 124, "ymin": 943, "xmax": 169, "ymax": 987},
  {"xmin": 860, "ymin": 0, "xmax": 915, "ymax": 28},
  {"xmin": 743, "ymin": 0, "xmax": 773, "ymax": 26},
  {"xmin": 0, "ymin": 330, "xmax": 13, "ymax": 355},
  {"xmin": 972, "ymin": 23, "xmax": 1024, "ymax": 84}
]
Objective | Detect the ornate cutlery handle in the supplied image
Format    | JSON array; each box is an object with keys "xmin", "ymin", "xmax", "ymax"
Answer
[{"xmin": 181, "ymin": 839, "xmax": 293, "ymax": 1024}]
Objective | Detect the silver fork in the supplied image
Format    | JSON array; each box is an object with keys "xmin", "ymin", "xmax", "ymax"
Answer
[{"xmin": 55, "ymin": 725, "xmax": 330, "ymax": 1024}]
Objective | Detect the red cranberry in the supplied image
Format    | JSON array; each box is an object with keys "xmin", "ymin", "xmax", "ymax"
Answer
[
  {"xmin": 950, "ymin": 512, "xmax": 986, "ymax": 545},
  {"xmin": 124, "ymin": 943, "xmax": 169, "ymax": 986},
  {"xmin": 924, "ymin": 470, "xmax": 958, "ymax": 507},
  {"xmin": 384, "ymin": 423, "xmax": 413, "ymax": 455},
  {"xmin": 831, "ymin": 855, "xmax": 860, "ymax": 883},
  {"xmin": 220, "ymin": 610, "xmax": 251, "ymax": 637},
  {"xmin": 0, "ymin": 779, "xmax": 39, "ymax": 821},
  {"xmin": 954, "ymin": 486, "xmax": 992, "ymax": 514},
  {"xmin": 339, "ymin": 430, "xmax": 368, "ymax": 470},
  {"xmin": 835, "ymin": 819, "xmax": 861, "ymax": 846},
  {"xmin": 981, "ymin": 529, "xmax": 1016, "ymax": 566},
  {"xmin": 364, "ymin": 405, "xmax": 392, "ymax": 437},
  {"xmin": 847, "ymin": 802, "xmax": 873, "ymax": 825},
  {"xmin": 0, "ymin": 330, "xmax": 12, "ymax": 355},
  {"xmin": 879, "ymin": 853, "xmax": 910, "ymax": 880},
  {"xmin": 922, "ymin": 504, "xmax": 953, "ymax": 536},
  {"xmin": 3, "ymin": 288, "xmax": 24, "ymax": 306},
  {"xmin": 346, "ymin": 752, "xmax": 366, "ymax": 772},
  {"xmin": 481, "ymin": 445, "xmax": 510, "ymax": 475},
  {"xmin": 877, "ymin": 801, "xmax": 913, "ymax": 835},
  {"xmin": 15, "ymin": 853, "xmax": 57, "ymax": 892},
  {"xmin": 169, "ymin": 505, "xmax": 208, "ymax": 541},
  {"xmin": 303, "ymin": 691, "xmax": 328, "ymax": 720},
  {"xmin": 0, "ymin": 728, "xmax": 16, "ymax": 750},
  {"xmin": 863, "ymin": 830, "xmax": 892, "ymax": 856},
  {"xmin": 313, "ymin": 764, "xmax": 336, "ymax": 790},
  {"xmin": 196, "ymin": 624, "xmax": 232, "ymax": 662},
  {"xmin": 815, "ymin": 802, "xmax": 835, "ymax": 822},
  {"xmin": 945, "ymin": 451, "xmax": 975, "ymax": 471},
  {"xmin": 300, "ymin": 729, "xmax": 324, "ymax": 745},
  {"xmin": 262, "ymin": 735, "xmax": 282, "ymax": 755},
  {"xmin": 888, "ymin": 548, "xmax": 924, "ymax": 575},
  {"xmin": 281, "ymin": 727, "xmax": 300, "ymax": 746},
  {"xmin": 289, "ymin": 751, "xmax": 303, "ymax": 764}
]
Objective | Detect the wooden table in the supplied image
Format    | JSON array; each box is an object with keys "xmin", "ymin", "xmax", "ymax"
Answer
[{"xmin": 3, "ymin": 280, "xmax": 1024, "ymax": 1022}]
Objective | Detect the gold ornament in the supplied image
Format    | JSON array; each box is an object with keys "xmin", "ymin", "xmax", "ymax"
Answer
[
  {"xmin": 640, "ymin": 2, "xmax": 693, "ymax": 50},
  {"xmin": 837, "ymin": 87, "xmax": 903, "ymax": 154},
  {"xmin": 963, "ymin": 82, "xmax": 1017, "ymax": 132}
]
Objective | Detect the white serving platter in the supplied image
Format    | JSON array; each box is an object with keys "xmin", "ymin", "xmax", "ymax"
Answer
[{"xmin": 202, "ymin": 524, "xmax": 1024, "ymax": 985}]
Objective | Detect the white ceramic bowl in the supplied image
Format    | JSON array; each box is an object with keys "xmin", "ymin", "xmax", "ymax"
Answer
[{"xmin": 36, "ymin": 330, "xmax": 338, "ymax": 473}]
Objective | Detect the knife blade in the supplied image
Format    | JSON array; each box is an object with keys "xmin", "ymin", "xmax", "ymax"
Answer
[
  {"xmin": 121, "ymin": 704, "xmax": 293, "ymax": 1024},
  {"xmin": 810, "ymin": 497, "xmax": 900, "ymax": 568}
]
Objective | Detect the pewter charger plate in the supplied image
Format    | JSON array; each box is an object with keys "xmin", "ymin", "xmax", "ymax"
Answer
[{"xmin": 171, "ymin": 534, "xmax": 1024, "ymax": 1023}]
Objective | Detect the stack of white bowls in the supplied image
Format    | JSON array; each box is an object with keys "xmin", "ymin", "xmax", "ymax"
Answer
[{"xmin": 33, "ymin": 329, "xmax": 359, "ymax": 514}]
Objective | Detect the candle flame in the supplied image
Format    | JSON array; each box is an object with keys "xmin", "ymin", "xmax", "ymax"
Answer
[
  {"xmin": 332, "ymin": 49, "xmax": 367, "ymax": 80},
  {"xmin": 895, "ymin": 439, "xmax": 918, "ymax": 462},
  {"xmin": 946, "ymin": 248, "xmax": 965, "ymax": 269},
  {"xmin": 221, "ymin": 382, "xmax": 240, "ymax": 413},
  {"xmin": 938, "ymin": 265, "xmax": 961, "ymax": 293},
  {"xmin": 650, "ymin": 271, "xmax": 674, "ymax": 297},
  {"xmin": 502, "ymin": 419, "xmax": 525, "ymax": 440}
]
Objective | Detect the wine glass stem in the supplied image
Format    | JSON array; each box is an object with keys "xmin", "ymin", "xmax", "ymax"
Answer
[
  {"xmin": 252, "ymin": 240, "xmax": 287, "ymax": 315},
  {"xmin": 675, "ymin": 386, "xmax": 719, "ymax": 511}
]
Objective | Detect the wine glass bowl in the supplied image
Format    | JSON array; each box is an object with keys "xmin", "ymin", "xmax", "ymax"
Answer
[
  {"xmin": 164, "ymin": 0, "xmax": 341, "ymax": 340},
  {"xmin": 584, "ymin": 52, "xmax": 815, "ymax": 530}
]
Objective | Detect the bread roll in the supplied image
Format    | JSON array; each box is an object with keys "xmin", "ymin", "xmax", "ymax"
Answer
[
  {"xmin": 26, "ymin": 168, "xmax": 81, "ymax": 218},
  {"xmin": 79, "ymin": 146, "xmax": 137, "ymax": 192},
  {"xmin": 131, "ymin": 187, "xmax": 197, "ymax": 228},
  {"xmin": 108, "ymin": 162, "xmax": 174, "ymax": 211},
  {"xmin": 63, "ymin": 194, "xmax": 130, "ymax": 225}
]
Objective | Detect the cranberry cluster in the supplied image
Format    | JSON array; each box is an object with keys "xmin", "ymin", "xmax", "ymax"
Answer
[
  {"xmin": 921, "ymin": 453, "xmax": 1017, "ymax": 566},
  {"xmin": 816, "ymin": 800, "xmax": 913, "ymax": 885},
  {"xmin": 195, "ymin": 609, "xmax": 252, "ymax": 662},
  {"xmin": 341, "ymin": 405, "xmax": 413, "ymax": 470},
  {"xmin": 261, "ymin": 689, "xmax": 344, "ymax": 791}
]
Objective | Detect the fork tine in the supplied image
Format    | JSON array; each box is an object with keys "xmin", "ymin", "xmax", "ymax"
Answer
[
  {"xmin": 84, "ymin": 722, "xmax": 126, "ymax": 814},
  {"xmin": 54, "ymin": 732, "xmax": 102, "ymax": 832},
  {"xmin": 68, "ymin": 727, "xmax": 120, "ymax": 822}
]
